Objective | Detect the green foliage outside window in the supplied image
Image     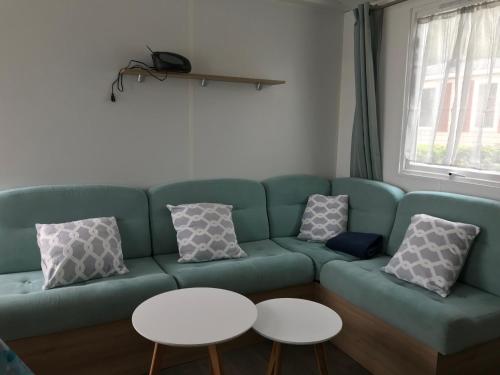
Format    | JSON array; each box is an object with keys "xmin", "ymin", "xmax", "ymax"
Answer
[{"xmin": 415, "ymin": 144, "xmax": 500, "ymax": 172}]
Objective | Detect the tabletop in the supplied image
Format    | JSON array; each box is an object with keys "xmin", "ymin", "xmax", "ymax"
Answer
[
  {"xmin": 132, "ymin": 287, "xmax": 257, "ymax": 347},
  {"xmin": 253, "ymin": 298, "xmax": 342, "ymax": 345}
]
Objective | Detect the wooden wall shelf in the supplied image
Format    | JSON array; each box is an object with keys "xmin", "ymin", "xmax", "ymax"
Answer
[{"xmin": 120, "ymin": 68, "xmax": 286, "ymax": 90}]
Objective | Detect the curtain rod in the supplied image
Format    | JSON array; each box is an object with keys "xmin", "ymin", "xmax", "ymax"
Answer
[{"xmin": 344, "ymin": 0, "xmax": 409, "ymax": 13}]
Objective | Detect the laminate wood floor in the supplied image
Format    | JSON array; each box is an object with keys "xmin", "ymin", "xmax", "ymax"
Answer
[{"xmin": 161, "ymin": 341, "xmax": 371, "ymax": 375}]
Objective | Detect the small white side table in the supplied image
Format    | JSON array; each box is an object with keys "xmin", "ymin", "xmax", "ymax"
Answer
[
  {"xmin": 253, "ymin": 298, "xmax": 343, "ymax": 375},
  {"xmin": 132, "ymin": 288, "xmax": 257, "ymax": 375}
]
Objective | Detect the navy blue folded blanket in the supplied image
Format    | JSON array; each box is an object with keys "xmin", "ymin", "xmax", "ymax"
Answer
[{"xmin": 325, "ymin": 232, "xmax": 382, "ymax": 259}]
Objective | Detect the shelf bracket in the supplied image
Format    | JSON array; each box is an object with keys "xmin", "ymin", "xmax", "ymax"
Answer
[
  {"xmin": 256, "ymin": 82, "xmax": 263, "ymax": 91},
  {"xmin": 201, "ymin": 79, "xmax": 208, "ymax": 87}
]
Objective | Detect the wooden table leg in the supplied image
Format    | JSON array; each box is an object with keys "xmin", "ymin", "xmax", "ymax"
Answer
[
  {"xmin": 267, "ymin": 342, "xmax": 282, "ymax": 375},
  {"xmin": 314, "ymin": 343, "xmax": 328, "ymax": 375},
  {"xmin": 266, "ymin": 342, "xmax": 277, "ymax": 375},
  {"xmin": 208, "ymin": 344, "xmax": 224, "ymax": 375},
  {"xmin": 148, "ymin": 342, "xmax": 164, "ymax": 375}
]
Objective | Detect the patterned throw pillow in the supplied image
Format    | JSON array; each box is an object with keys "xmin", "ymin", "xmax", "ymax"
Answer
[
  {"xmin": 167, "ymin": 203, "xmax": 247, "ymax": 263},
  {"xmin": 383, "ymin": 214, "xmax": 480, "ymax": 297},
  {"xmin": 298, "ymin": 194, "xmax": 348, "ymax": 242},
  {"xmin": 36, "ymin": 217, "xmax": 128, "ymax": 289}
]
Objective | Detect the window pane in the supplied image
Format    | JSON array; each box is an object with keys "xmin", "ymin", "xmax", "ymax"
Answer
[
  {"xmin": 475, "ymin": 83, "xmax": 497, "ymax": 129},
  {"xmin": 437, "ymin": 83, "xmax": 452, "ymax": 132},
  {"xmin": 419, "ymin": 88, "xmax": 436, "ymax": 127}
]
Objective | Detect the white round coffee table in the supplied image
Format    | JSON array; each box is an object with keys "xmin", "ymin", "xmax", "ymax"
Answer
[
  {"xmin": 132, "ymin": 288, "xmax": 257, "ymax": 375},
  {"xmin": 253, "ymin": 298, "xmax": 342, "ymax": 375}
]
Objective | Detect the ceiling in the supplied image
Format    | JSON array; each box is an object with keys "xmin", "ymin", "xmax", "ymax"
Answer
[
  {"xmin": 336, "ymin": 0, "xmax": 369, "ymax": 10},
  {"xmin": 280, "ymin": 0, "xmax": 394, "ymax": 12},
  {"xmin": 338, "ymin": 0, "xmax": 397, "ymax": 10}
]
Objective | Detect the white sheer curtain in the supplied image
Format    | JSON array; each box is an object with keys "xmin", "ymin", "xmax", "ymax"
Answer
[{"xmin": 405, "ymin": 0, "xmax": 500, "ymax": 173}]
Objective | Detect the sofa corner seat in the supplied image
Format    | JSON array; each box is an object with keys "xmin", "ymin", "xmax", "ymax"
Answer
[
  {"xmin": 331, "ymin": 177, "xmax": 405, "ymax": 249},
  {"xmin": 264, "ymin": 175, "xmax": 405, "ymax": 279},
  {"xmin": 272, "ymin": 237, "xmax": 356, "ymax": 277}
]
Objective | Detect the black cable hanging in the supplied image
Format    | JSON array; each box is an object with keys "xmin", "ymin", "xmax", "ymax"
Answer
[{"xmin": 110, "ymin": 59, "xmax": 168, "ymax": 102}]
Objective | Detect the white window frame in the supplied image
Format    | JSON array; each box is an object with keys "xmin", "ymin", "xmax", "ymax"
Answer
[{"xmin": 398, "ymin": 0, "xmax": 500, "ymax": 188}]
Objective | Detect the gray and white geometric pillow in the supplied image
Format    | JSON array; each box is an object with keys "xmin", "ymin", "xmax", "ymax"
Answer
[
  {"xmin": 298, "ymin": 194, "xmax": 348, "ymax": 242},
  {"xmin": 383, "ymin": 214, "xmax": 480, "ymax": 297},
  {"xmin": 167, "ymin": 203, "xmax": 247, "ymax": 263},
  {"xmin": 36, "ymin": 217, "xmax": 128, "ymax": 289}
]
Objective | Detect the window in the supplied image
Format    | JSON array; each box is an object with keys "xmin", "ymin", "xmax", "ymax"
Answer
[{"xmin": 400, "ymin": 0, "xmax": 500, "ymax": 186}]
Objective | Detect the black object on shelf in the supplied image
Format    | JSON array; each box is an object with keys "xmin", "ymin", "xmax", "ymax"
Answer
[{"xmin": 150, "ymin": 48, "xmax": 191, "ymax": 73}]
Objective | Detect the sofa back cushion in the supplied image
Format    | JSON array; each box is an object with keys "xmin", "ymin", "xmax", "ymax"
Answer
[
  {"xmin": 331, "ymin": 178, "xmax": 405, "ymax": 249},
  {"xmin": 387, "ymin": 192, "xmax": 500, "ymax": 297},
  {"xmin": 148, "ymin": 179, "xmax": 269, "ymax": 255},
  {"xmin": 0, "ymin": 186, "xmax": 151, "ymax": 274},
  {"xmin": 263, "ymin": 175, "xmax": 331, "ymax": 238}
]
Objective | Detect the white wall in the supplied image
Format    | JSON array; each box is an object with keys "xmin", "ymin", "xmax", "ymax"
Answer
[
  {"xmin": 336, "ymin": 1, "xmax": 500, "ymax": 200},
  {"xmin": 0, "ymin": 0, "xmax": 342, "ymax": 189}
]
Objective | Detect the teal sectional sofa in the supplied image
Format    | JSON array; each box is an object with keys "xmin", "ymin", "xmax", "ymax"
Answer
[{"xmin": 1, "ymin": 176, "xmax": 499, "ymax": 375}]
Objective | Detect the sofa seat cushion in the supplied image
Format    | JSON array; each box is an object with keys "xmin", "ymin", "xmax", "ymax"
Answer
[
  {"xmin": 320, "ymin": 257, "xmax": 500, "ymax": 354},
  {"xmin": 0, "ymin": 257, "xmax": 177, "ymax": 341},
  {"xmin": 273, "ymin": 237, "xmax": 356, "ymax": 279},
  {"xmin": 154, "ymin": 240, "xmax": 314, "ymax": 294}
]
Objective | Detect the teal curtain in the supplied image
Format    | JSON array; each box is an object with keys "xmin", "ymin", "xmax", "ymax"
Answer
[{"xmin": 350, "ymin": 3, "xmax": 384, "ymax": 181}]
